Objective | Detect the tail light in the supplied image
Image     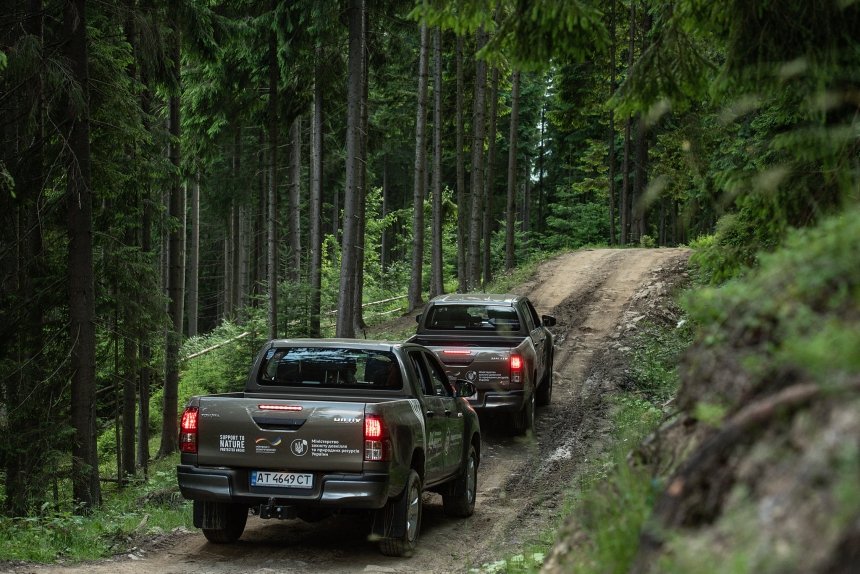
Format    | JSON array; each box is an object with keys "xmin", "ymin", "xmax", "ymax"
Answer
[
  {"xmin": 179, "ymin": 406, "xmax": 199, "ymax": 454},
  {"xmin": 510, "ymin": 354, "xmax": 523, "ymax": 384},
  {"xmin": 364, "ymin": 413, "xmax": 389, "ymax": 461}
]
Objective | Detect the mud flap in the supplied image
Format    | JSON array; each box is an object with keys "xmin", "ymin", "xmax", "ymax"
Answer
[
  {"xmin": 194, "ymin": 500, "xmax": 231, "ymax": 529},
  {"xmin": 370, "ymin": 491, "xmax": 407, "ymax": 539}
]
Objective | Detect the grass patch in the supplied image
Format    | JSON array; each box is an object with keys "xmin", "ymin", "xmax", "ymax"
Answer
[
  {"xmin": 482, "ymin": 253, "xmax": 550, "ymax": 295},
  {"xmin": 562, "ymin": 395, "xmax": 664, "ymax": 574},
  {"xmin": 0, "ymin": 454, "xmax": 191, "ymax": 563},
  {"xmin": 630, "ymin": 318, "xmax": 693, "ymax": 404}
]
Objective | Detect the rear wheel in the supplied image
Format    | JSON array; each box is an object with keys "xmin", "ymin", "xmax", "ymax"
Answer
[
  {"xmin": 200, "ymin": 501, "xmax": 248, "ymax": 544},
  {"xmin": 511, "ymin": 391, "xmax": 535, "ymax": 435},
  {"xmin": 536, "ymin": 355, "xmax": 554, "ymax": 406},
  {"xmin": 379, "ymin": 469, "xmax": 423, "ymax": 557},
  {"xmin": 443, "ymin": 445, "xmax": 478, "ymax": 517}
]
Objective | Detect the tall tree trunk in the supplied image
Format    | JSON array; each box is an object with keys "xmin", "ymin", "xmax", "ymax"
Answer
[
  {"xmin": 136, "ymin": 55, "xmax": 153, "ymax": 476},
  {"xmin": 121, "ymin": 304, "xmax": 136, "ymax": 482},
  {"xmin": 187, "ymin": 170, "xmax": 200, "ymax": 336},
  {"xmin": 252, "ymin": 130, "xmax": 265, "ymax": 303},
  {"xmin": 231, "ymin": 130, "xmax": 242, "ymax": 316},
  {"xmin": 522, "ymin": 158, "xmax": 532, "ymax": 234},
  {"xmin": 467, "ymin": 29, "xmax": 487, "ymax": 290},
  {"xmin": 331, "ymin": 180, "xmax": 339, "ymax": 239},
  {"xmin": 353, "ymin": 23, "xmax": 369, "ymax": 335},
  {"xmin": 223, "ymin": 228, "xmax": 232, "ymax": 319},
  {"xmin": 621, "ymin": 116, "xmax": 632, "ymax": 245},
  {"xmin": 238, "ymin": 203, "xmax": 249, "ymax": 318},
  {"xmin": 310, "ymin": 63, "xmax": 323, "ymax": 337},
  {"xmin": 137, "ymin": 191, "xmax": 153, "ymax": 476},
  {"xmin": 455, "ymin": 35, "xmax": 467, "ymax": 293},
  {"xmin": 607, "ymin": 0, "xmax": 618, "ymax": 246},
  {"xmin": 64, "ymin": 0, "xmax": 100, "ymax": 509},
  {"xmin": 408, "ymin": 21, "xmax": 430, "ymax": 312},
  {"xmin": 620, "ymin": 0, "xmax": 636, "ymax": 246},
  {"xmin": 429, "ymin": 27, "xmax": 444, "ymax": 299},
  {"xmin": 159, "ymin": 11, "xmax": 184, "ymax": 458},
  {"xmin": 483, "ymin": 64, "xmax": 499, "ymax": 287},
  {"xmin": 267, "ymin": 15, "xmax": 279, "ymax": 339},
  {"xmin": 5, "ymin": 0, "xmax": 49, "ymax": 515},
  {"xmin": 633, "ymin": 115, "xmax": 648, "ymax": 242},
  {"xmin": 537, "ymin": 99, "xmax": 546, "ymax": 235},
  {"xmin": 288, "ymin": 116, "xmax": 302, "ymax": 280},
  {"xmin": 632, "ymin": 9, "xmax": 651, "ymax": 243},
  {"xmin": 381, "ymin": 156, "xmax": 389, "ymax": 270},
  {"xmin": 336, "ymin": 0, "xmax": 364, "ymax": 337},
  {"xmin": 118, "ymin": 2, "xmax": 138, "ymax": 484},
  {"xmin": 505, "ymin": 71, "xmax": 521, "ymax": 270}
]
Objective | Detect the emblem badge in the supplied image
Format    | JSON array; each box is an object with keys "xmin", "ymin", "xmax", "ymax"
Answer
[{"xmin": 291, "ymin": 439, "xmax": 308, "ymax": 456}]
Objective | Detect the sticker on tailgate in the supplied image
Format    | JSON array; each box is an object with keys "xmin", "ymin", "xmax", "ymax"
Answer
[
  {"xmin": 219, "ymin": 434, "xmax": 246, "ymax": 453},
  {"xmin": 309, "ymin": 438, "xmax": 359, "ymax": 457},
  {"xmin": 255, "ymin": 436, "xmax": 282, "ymax": 454}
]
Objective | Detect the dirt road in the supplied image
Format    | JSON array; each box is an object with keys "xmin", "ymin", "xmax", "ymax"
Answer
[{"xmin": 18, "ymin": 248, "xmax": 690, "ymax": 574}]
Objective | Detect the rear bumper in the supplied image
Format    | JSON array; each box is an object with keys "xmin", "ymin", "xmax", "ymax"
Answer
[
  {"xmin": 468, "ymin": 389, "xmax": 524, "ymax": 412},
  {"xmin": 177, "ymin": 465, "xmax": 391, "ymax": 509}
]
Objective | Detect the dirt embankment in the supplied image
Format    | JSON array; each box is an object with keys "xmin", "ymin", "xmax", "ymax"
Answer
[{"xmin": 12, "ymin": 248, "xmax": 691, "ymax": 574}]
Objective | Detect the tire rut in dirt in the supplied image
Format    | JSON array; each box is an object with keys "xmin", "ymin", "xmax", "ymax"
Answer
[{"xmin": 498, "ymin": 251, "xmax": 669, "ymax": 544}]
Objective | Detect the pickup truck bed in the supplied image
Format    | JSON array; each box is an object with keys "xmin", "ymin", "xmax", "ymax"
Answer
[{"xmin": 177, "ymin": 339, "xmax": 481, "ymax": 557}]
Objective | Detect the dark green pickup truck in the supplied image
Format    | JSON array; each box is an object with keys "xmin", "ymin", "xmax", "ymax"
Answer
[{"xmin": 177, "ymin": 339, "xmax": 480, "ymax": 557}]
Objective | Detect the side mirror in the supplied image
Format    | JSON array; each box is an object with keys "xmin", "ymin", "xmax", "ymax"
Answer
[
  {"xmin": 453, "ymin": 379, "xmax": 476, "ymax": 398},
  {"xmin": 415, "ymin": 313, "xmax": 422, "ymax": 324},
  {"xmin": 542, "ymin": 314, "xmax": 556, "ymax": 327}
]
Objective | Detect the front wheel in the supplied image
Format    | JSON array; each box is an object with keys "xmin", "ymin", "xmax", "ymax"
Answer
[
  {"xmin": 443, "ymin": 444, "xmax": 478, "ymax": 517},
  {"xmin": 379, "ymin": 469, "xmax": 423, "ymax": 557},
  {"xmin": 199, "ymin": 501, "xmax": 248, "ymax": 544}
]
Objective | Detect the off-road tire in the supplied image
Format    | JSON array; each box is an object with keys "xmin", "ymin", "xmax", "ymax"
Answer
[
  {"xmin": 511, "ymin": 391, "xmax": 535, "ymax": 435},
  {"xmin": 379, "ymin": 469, "xmax": 423, "ymax": 557},
  {"xmin": 536, "ymin": 354, "xmax": 554, "ymax": 406},
  {"xmin": 201, "ymin": 502, "xmax": 248, "ymax": 544},
  {"xmin": 443, "ymin": 444, "xmax": 478, "ymax": 517}
]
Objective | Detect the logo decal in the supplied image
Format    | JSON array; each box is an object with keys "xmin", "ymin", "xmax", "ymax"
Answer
[
  {"xmin": 466, "ymin": 370, "xmax": 477, "ymax": 382},
  {"xmin": 291, "ymin": 438, "xmax": 309, "ymax": 456},
  {"xmin": 218, "ymin": 434, "xmax": 245, "ymax": 453},
  {"xmin": 255, "ymin": 437, "xmax": 283, "ymax": 447},
  {"xmin": 255, "ymin": 436, "xmax": 282, "ymax": 454}
]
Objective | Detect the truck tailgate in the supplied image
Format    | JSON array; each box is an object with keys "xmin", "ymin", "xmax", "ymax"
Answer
[
  {"xmin": 196, "ymin": 396, "xmax": 366, "ymax": 472},
  {"xmin": 423, "ymin": 344, "xmax": 516, "ymax": 387}
]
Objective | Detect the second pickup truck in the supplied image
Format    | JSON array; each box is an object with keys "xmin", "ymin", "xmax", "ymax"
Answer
[{"xmin": 408, "ymin": 294, "xmax": 556, "ymax": 434}]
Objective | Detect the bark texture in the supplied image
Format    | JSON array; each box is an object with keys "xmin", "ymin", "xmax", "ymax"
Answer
[{"xmin": 408, "ymin": 22, "xmax": 429, "ymax": 311}]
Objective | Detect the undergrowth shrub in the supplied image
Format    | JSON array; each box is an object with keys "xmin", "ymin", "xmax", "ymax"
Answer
[
  {"xmin": 682, "ymin": 206, "xmax": 860, "ymax": 411},
  {"xmin": 631, "ymin": 319, "xmax": 693, "ymax": 404},
  {"xmin": 0, "ymin": 457, "xmax": 191, "ymax": 563}
]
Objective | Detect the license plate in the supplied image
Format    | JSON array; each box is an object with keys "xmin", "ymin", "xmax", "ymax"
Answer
[{"xmin": 250, "ymin": 471, "xmax": 314, "ymax": 489}]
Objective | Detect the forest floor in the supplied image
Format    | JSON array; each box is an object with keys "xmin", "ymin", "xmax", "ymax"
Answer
[{"xmin": 13, "ymin": 247, "xmax": 691, "ymax": 574}]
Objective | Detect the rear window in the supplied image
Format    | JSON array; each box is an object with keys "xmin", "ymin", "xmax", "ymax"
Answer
[
  {"xmin": 258, "ymin": 347, "xmax": 402, "ymax": 390},
  {"xmin": 424, "ymin": 304, "xmax": 520, "ymax": 332}
]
